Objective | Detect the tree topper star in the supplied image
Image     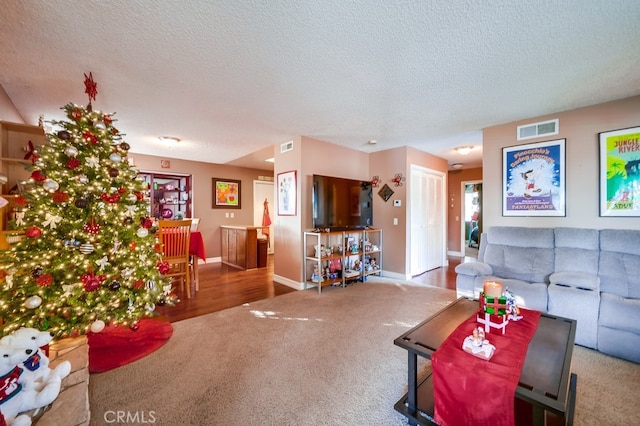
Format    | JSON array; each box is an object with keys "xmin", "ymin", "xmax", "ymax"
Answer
[{"xmin": 84, "ymin": 72, "xmax": 98, "ymax": 103}]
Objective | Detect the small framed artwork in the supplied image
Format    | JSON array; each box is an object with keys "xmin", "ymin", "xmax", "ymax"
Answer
[
  {"xmin": 502, "ymin": 138, "xmax": 566, "ymax": 216},
  {"xmin": 599, "ymin": 126, "xmax": 640, "ymax": 216},
  {"xmin": 277, "ymin": 170, "xmax": 297, "ymax": 216},
  {"xmin": 212, "ymin": 177, "xmax": 241, "ymax": 209}
]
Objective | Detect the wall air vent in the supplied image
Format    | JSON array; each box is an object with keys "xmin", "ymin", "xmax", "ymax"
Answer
[
  {"xmin": 280, "ymin": 140, "xmax": 294, "ymax": 153},
  {"xmin": 517, "ymin": 119, "xmax": 559, "ymax": 141}
]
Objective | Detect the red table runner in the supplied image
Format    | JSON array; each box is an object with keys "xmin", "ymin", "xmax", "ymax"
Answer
[{"xmin": 431, "ymin": 308, "xmax": 541, "ymax": 426}]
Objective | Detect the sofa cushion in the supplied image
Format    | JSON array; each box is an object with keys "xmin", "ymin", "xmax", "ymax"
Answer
[
  {"xmin": 454, "ymin": 262, "xmax": 492, "ymax": 277},
  {"xmin": 599, "ymin": 292, "xmax": 640, "ymax": 335},
  {"xmin": 549, "ymin": 271, "xmax": 599, "ymax": 291},
  {"xmin": 484, "ymin": 245, "xmax": 554, "ymax": 283},
  {"xmin": 599, "ymin": 251, "xmax": 640, "ymax": 298}
]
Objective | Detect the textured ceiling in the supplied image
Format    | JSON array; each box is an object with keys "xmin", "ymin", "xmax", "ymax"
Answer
[{"xmin": 1, "ymin": 1, "xmax": 639, "ymax": 171}]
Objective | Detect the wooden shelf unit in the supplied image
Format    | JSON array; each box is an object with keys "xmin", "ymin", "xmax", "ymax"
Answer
[
  {"xmin": 138, "ymin": 172, "xmax": 192, "ymax": 220},
  {"xmin": 303, "ymin": 228, "xmax": 382, "ymax": 293}
]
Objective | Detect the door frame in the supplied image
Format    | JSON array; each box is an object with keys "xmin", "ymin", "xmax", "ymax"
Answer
[{"xmin": 460, "ymin": 180, "xmax": 482, "ymax": 256}]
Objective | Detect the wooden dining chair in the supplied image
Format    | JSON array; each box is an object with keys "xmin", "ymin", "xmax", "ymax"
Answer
[{"xmin": 158, "ymin": 219, "xmax": 193, "ymax": 298}]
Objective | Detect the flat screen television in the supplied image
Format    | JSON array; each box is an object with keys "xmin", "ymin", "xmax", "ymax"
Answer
[{"xmin": 312, "ymin": 174, "xmax": 373, "ymax": 230}]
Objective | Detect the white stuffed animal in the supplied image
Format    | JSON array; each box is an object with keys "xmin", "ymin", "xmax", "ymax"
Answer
[
  {"xmin": 0, "ymin": 328, "xmax": 71, "ymax": 389},
  {"xmin": 0, "ymin": 341, "xmax": 60, "ymax": 426}
]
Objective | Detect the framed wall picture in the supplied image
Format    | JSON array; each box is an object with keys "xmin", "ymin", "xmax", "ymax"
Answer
[
  {"xmin": 599, "ymin": 126, "xmax": 640, "ymax": 216},
  {"xmin": 502, "ymin": 138, "xmax": 566, "ymax": 216},
  {"xmin": 277, "ymin": 170, "xmax": 297, "ymax": 216},
  {"xmin": 212, "ymin": 177, "xmax": 241, "ymax": 209}
]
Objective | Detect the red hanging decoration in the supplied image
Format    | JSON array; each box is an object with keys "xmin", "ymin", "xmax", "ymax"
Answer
[
  {"xmin": 392, "ymin": 173, "xmax": 405, "ymax": 187},
  {"xmin": 83, "ymin": 217, "xmax": 101, "ymax": 234},
  {"xmin": 157, "ymin": 261, "xmax": 170, "ymax": 274},
  {"xmin": 370, "ymin": 176, "xmax": 380, "ymax": 188},
  {"xmin": 84, "ymin": 72, "xmax": 98, "ymax": 104},
  {"xmin": 81, "ymin": 270, "xmax": 106, "ymax": 292}
]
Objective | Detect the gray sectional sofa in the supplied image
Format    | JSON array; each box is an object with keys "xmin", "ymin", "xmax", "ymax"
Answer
[{"xmin": 455, "ymin": 226, "xmax": 640, "ymax": 364}]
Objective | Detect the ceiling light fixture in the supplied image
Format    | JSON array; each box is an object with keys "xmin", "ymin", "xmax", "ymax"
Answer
[
  {"xmin": 159, "ymin": 136, "xmax": 180, "ymax": 148},
  {"xmin": 455, "ymin": 145, "xmax": 473, "ymax": 155},
  {"xmin": 265, "ymin": 157, "xmax": 275, "ymax": 163},
  {"xmin": 451, "ymin": 163, "xmax": 463, "ymax": 170}
]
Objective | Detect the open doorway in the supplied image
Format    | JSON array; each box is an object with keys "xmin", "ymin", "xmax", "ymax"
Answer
[{"xmin": 461, "ymin": 181, "xmax": 482, "ymax": 258}]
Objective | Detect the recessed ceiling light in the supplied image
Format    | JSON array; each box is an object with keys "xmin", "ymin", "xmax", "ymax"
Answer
[{"xmin": 368, "ymin": 140, "xmax": 377, "ymax": 145}]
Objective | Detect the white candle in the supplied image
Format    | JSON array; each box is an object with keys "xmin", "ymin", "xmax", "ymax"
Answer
[{"xmin": 483, "ymin": 280, "xmax": 503, "ymax": 298}]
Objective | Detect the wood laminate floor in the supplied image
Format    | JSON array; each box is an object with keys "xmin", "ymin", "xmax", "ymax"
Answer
[{"xmin": 154, "ymin": 255, "xmax": 466, "ymax": 323}]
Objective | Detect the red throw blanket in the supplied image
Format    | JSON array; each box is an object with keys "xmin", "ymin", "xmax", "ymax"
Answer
[{"xmin": 431, "ymin": 308, "xmax": 541, "ymax": 426}]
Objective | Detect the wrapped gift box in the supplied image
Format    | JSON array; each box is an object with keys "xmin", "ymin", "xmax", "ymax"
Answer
[
  {"xmin": 479, "ymin": 292, "xmax": 508, "ymax": 315},
  {"xmin": 477, "ymin": 311, "xmax": 509, "ymax": 334}
]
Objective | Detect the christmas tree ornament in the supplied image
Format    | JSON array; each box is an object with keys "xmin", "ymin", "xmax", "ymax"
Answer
[
  {"xmin": 119, "ymin": 142, "xmax": 130, "ymax": 151},
  {"xmin": 109, "ymin": 153, "xmax": 122, "ymax": 163},
  {"xmin": 36, "ymin": 273, "xmax": 54, "ymax": 287},
  {"xmin": 52, "ymin": 191, "xmax": 70, "ymax": 203},
  {"xmin": 90, "ymin": 320, "xmax": 105, "ymax": 333},
  {"xmin": 136, "ymin": 227, "xmax": 149, "ymax": 238},
  {"xmin": 31, "ymin": 266, "xmax": 43, "ymax": 278},
  {"xmin": 24, "ymin": 295, "xmax": 43, "ymax": 309},
  {"xmin": 42, "ymin": 178, "xmax": 60, "ymax": 192},
  {"xmin": 31, "ymin": 170, "xmax": 46, "ymax": 181},
  {"xmin": 127, "ymin": 193, "xmax": 138, "ymax": 203},
  {"xmin": 66, "ymin": 157, "xmax": 81, "ymax": 169},
  {"xmin": 94, "ymin": 121, "xmax": 106, "ymax": 130},
  {"xmin": 77, "ymin": 174, "xmax": 89, "ymax": 184},
  {"xmin": 108, "ymin": 281, "xmax": 121, "ymax": 291},
  {"xmin": 64, "ymin": 146, "xmax": 79, "ymax": 157},
  {"xmin": 84, "ymin": 72, "xmax": 98, "ymax": 104},
  {"xmin": 109, "ymin": 168, "xmax": 119, "ymax": 178},
  {"xmin": 43, "ymin": 213, "xmax": 62, "ymax": 229},
  {"xmin": 79, "ymin": 242, "xmax": 95, "ymax": 254},
  {"xmin": 140, "ymin": 217, "xmax": 153, "ymax": 229},
  {"xmin": 123, "ymin": 216, "xmax": 134, "ymax": 225},
  {"xmin": 83, "ymin": 217, "xmax": 101, "ymax": 234},
  {"xmin": 74, "ymin": 198, "xmax": 89, "ymax": 209},
  {"xmin": 25, "ymin": 226, "xmax": 42, "ymax": 238},
  {"xmin": 58, "ymin": 130, "xmax": 71, "ymax": 140},
  {"xmin": 70, "ymin": 108, "xmax": 82, "ymax": 120}
]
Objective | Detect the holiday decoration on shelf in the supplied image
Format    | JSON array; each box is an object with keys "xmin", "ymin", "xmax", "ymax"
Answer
[{"xmin": 0, "ymin": 74, "xmax": 178, "ymax": 338}]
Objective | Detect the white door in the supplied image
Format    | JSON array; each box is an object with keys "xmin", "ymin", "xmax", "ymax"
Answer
[
  {"xmin": 410, "ymin": 165, "xmax": 445, "ymax": 275},
  {"xmin": 253, "ymin": 180, "xmax": 275, "ymax": 253}
]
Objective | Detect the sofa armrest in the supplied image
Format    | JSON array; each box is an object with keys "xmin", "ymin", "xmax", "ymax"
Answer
[
  {"xmin": 455, "ymin": 262, "xmax": 493, "ymax": 277},
  {"xmin": 549, "ymin": 271, "xmax": 600, "ymax": 291}
]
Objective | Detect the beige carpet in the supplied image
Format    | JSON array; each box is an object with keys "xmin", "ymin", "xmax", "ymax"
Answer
[{"xmin": 89, "ymin": 278, "xmax": 640, "ymax": 425}]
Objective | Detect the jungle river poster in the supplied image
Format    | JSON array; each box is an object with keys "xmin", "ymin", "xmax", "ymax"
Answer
[
  {"xmin": 599, "ymin": 126, "xmax": 640, "ymax": 216},
  {"xmin": 503, "ymin": 139, "xmax": 565, "ymax": 216}
]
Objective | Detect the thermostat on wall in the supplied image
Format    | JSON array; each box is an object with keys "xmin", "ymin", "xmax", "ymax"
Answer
[{"xmin": 394, "ymin": 200, "xmax": 401, "ymax": 207}]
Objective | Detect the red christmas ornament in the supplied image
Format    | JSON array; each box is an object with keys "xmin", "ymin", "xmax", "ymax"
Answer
[
  {"xmin": 52, "ymin": 191, "xmax": 69, "ymax": 203},
  {"xmin": 135, "ymin": 191, "xmax": 144, "ymax": 200},
  {"xmin": 132, "ymin": 279, "xmax": 144, "ymax": 289},
  {"xmin": 31, "ymin": 170, "xmax": 46, "ymax": 182},
  {"xmin": 25, "ymin": 226, "xmax": 42, "ymax": 238},
  {"xmin": 100, "ymin": 192, "xmax": 121, "ymax": 204},
  {"xmin": 157, "ymin": 261, "xmax": 170, "ymax": 274},
  {"xmin": 83, "ymin": 217, "xmax": 101, "ymax": 234},
  {"xmin": 84, "ymin": 72, "xmax": 98, "ymax": 103},
  {"xmin": 129, "ymin": 241, "xmax": 137, "ymax": 251},
  {"xmin": 70, "ymin": 108, "xmax": 82, "ymax": 121},
  {"xmin": 104, "ymin": 115, "xmax": 112, "ymax": 125},
  {"xmin": 81, "ymin": 271, "xmax": 106, "ymax": 292},
  {"xmin": 66, "ymin": 158, "xmax": 81, "ymax": 170},
  {"xmin": 118, "ymin": 187, "xmax": 127, "ymax": 194},
  {"xmin": 36, "ymin": 273, "xmax": 54, "ymax": 287},
  {"xmin": 141, "ymin": 217, "xmax": 153, "ymax": 229},
  {"xmin": 14, "ymin": 195, "xmax": 28, "ymax": 207},
  {"xmin": 82, "ymin": 131, "xmax": 98, "ymax": 145}
]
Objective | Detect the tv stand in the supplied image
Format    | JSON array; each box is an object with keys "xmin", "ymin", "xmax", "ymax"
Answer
[{"xmin": 303, "ymin": 229, "xmax": 382, "ymax": 293}]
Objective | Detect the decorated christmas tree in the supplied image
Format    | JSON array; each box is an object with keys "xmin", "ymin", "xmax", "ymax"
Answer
[{"xmin": 0, "ymin": 74, "xmax": 177, "ymax": 338}]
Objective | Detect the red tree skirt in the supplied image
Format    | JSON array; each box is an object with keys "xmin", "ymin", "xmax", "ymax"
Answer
[{"xmin": 88, "ymin": 319, "xmax": 173, "ymax": 374}]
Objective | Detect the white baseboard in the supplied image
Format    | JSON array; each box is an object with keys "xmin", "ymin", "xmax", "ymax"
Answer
[
  {"xmin": 273, "ymin": 274, "xmax": 305, "ymax": 290},
  {"xmin": 448, "ymin": 250, "xmax": 465, "ymax": 257}
]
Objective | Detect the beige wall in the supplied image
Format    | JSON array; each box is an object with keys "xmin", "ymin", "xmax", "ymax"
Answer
[
  {"xmin": 447, "ymin": 167, "xmax": 482, "ymax": 253},
  {"xmin": 131, "ymin": 153, "xmax": 273, "ymax": 259},
  {"xmin": 483, "ymin": 95, "xmax": 640, "ymax": 230},
  {"xmin": 0, "ymin": 85, "xmax": 24, "ymax": 122}
]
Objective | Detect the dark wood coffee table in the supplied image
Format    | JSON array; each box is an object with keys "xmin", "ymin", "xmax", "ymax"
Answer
[{"xmin": 394, "ymin": 297, "xmax": 577, "ymax": 426}]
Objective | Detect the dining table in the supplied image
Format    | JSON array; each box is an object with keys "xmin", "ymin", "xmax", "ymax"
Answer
[{"xmin": 189, "ymin": 231, "xmax": 206, "ymax": 291}]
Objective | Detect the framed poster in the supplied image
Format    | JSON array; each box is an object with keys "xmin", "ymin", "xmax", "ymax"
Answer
[
  {"xmin": 502, "ymin": 139, "xmax": 565, "ymax": 216},
  {"xmin": 599, "ymin": 126, "xmax": 640, "ymax": 216},
  {"xmin": 212, "ymin": 178, "xmax": 241, "ymax": 209},
  {"xmin": 277, "ymin": 170, "xmax": 296, "ymax": 216}
]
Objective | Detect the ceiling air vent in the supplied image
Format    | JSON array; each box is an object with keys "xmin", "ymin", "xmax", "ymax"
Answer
[
  {"xmin": 280, "ymin": 140, "xmax": 293, "ymax": 153},
  {"xmin": 517, "ymin": 119, "xmax": 559, "ymax": 141}
]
